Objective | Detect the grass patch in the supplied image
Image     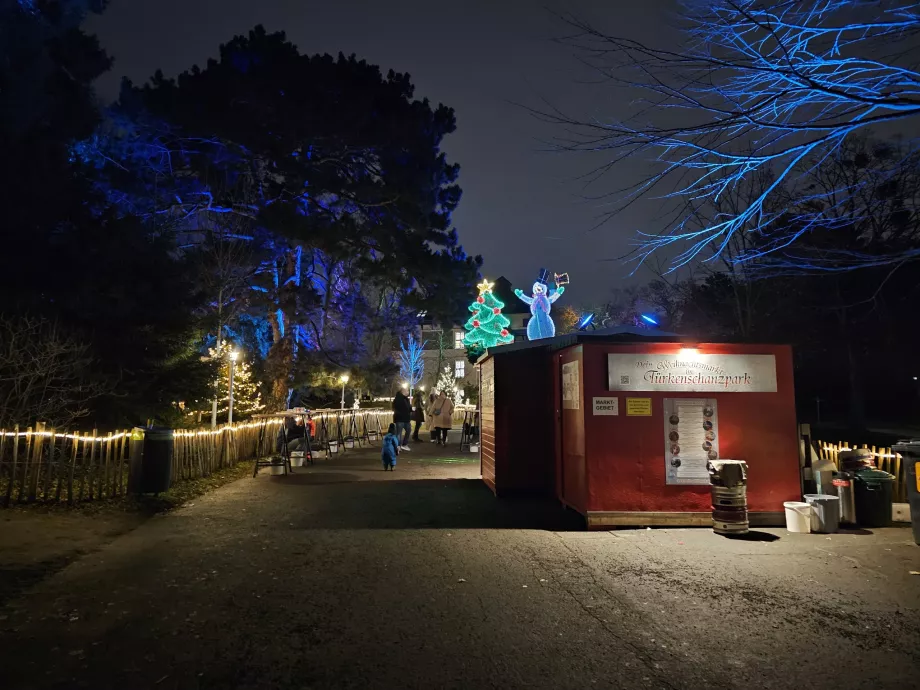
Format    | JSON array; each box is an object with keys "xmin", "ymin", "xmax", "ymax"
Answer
[
  {"xmin": 131, "ymin": 460, "xmax": 255, "ymax": 512},
  {"xmin": 2, "ymin": 459, "xmax": 257, "ymax": 516}
]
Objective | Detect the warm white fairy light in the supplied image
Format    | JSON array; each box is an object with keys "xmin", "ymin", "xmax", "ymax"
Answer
[
  {"xmin": 821, "ymin": 445, "xmax": 900, "ymax": 459},
  {"xmin": 0, "ymin": 410, "xmax": 393, "ymax": 443}
]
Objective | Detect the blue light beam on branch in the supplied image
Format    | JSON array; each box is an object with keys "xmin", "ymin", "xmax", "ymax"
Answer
[
  {"xmin": 550, "ymin": 0, "xmax": 920, "ymax": 272},
  {"xmin": 398, "ymin": 335, "xmax": 426, "ymax": 392}
]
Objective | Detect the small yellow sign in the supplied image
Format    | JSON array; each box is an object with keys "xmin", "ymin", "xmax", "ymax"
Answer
[
  {"xmin": 626, "ymin": 398, "xmax": 653, "ymax": 416},
  {"xmin": 916, "ymin": 462, "xmax": 920, "ymax": 493}
]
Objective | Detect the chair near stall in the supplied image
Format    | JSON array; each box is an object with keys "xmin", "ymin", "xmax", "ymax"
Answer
[
  {"xmin": 286, "ymin": 408, "xmax": 315, "ymax": 467},
  {"xmin": 250, "ymin": 411, "xmax": 313, "ymax": 476}
]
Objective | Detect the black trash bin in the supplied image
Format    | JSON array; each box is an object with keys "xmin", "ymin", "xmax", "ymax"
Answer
[
  {"xmin": 140, "ymin": 427, "xmax": 174, "ymax": 494},
  {"xmin": 854, "ymin": 468, "xmax": 895, "ymax": 528},
  {"xmin": 892, "ymin": 442, "xmax": 920, "ymax": 545}
]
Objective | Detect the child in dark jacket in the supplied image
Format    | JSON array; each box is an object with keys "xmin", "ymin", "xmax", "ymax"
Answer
[{"xmin": 382, "ymin": 423, "xmax": 399, "ymax": 471}]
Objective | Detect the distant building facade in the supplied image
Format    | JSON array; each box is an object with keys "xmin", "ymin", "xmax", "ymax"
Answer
[{"xmin": 389, "ymin": 276, "xmax": 530, "ymax": 396}]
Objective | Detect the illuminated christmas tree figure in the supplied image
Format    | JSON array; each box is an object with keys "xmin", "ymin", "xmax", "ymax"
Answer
[
  {"xmin": 207, "ymin": 342, "xmax": 264, "ymax": 421},
  {"xmin": 463, "ymin": 279, "xmax": 514, "ymax": 349},
  {"xmin": 436, "ymin": 365, "xmax": 464, "ymax": 406}
]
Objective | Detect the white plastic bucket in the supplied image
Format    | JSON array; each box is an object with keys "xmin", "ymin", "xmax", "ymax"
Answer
[
  {"xmin": 328, "ymin": 441, "xmax": 339, "ymax": 454},
  {"xmin": 469, "ymin": 444, "xmax": 480, "ymax": 453},
  {"xmin": 784, "ymin": 501, "xmax": 812, "ymax": 533},
  {"xmin": 344, "ymin": 438, "xmax": 355, "ymax": 449},
  {"xmin": 289, "ymin": 452, "xmax": 304, "ymax": 467},
  {"xmin": 270, "ymin": 464, "xmax": 285, "ymax": 476}
]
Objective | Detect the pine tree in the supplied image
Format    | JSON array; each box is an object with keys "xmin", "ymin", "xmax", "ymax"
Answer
[
  {"xmin": 463, "ymin": 280, "xmax": 514, "ymax": 349},
  {"xmin": 202, "ymin": 342, "xmax": 264, "ymax": 421}
]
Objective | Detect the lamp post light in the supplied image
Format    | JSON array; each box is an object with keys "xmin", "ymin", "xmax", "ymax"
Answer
[
  {"xmin": 340, "ymin": 374, "xmax": 350, "ymax": 410},
  {"xmin": 228, "ymin": 350, "xmax": 239, "ymax": 424}
]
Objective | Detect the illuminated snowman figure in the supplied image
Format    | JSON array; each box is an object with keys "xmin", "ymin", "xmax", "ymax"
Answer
[{"xmin": 514, "ymin": 268, "xmax": 567, "ymax": 341}]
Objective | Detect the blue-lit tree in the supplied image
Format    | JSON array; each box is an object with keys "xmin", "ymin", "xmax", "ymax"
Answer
[
  {"xmin": 398, "ymin": 335, "xmax": 427, "ymax": 396},
  {"xmin": 87, "ymin": 27, "xmax": 482, "ymax": 406},
  {"xmin": 552, "ymin": 1, "xmax": 920, "ymax": 271}
]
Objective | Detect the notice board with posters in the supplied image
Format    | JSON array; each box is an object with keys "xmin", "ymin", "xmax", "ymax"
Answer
[{"xmin": 663, "ymin": 398, "xmax": 719, "ymax": 485}]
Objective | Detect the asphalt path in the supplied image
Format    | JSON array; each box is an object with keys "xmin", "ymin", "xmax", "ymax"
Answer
[{"xmin": 1, "ymin": 444, "xmax": 919, "ymax": 689}]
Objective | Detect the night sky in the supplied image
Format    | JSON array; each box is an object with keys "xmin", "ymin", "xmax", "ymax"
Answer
[{"xmin": 87, "ymin": 0, "xmax": 675, "ymax": 303}]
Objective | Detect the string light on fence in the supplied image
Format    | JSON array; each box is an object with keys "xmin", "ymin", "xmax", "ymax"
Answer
[
  {"xmin": 0, "ymin": 409, "xmax": 393, "ymax": 443},
  {"xmin": 820, "ymin": 445, "xmax": 901, "ymax": 460},
  {"xmin": 0, "ymin": 430, "xmax": 129, "ymax": 443}
]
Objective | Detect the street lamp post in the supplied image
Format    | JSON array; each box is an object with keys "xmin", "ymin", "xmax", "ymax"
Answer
[
  {"xmin": 228, "ymin": 350, "xmax": 239, "ymax": 424},
  {"xmin": 340, "ymin": 374, "xmax": 350, "ymax": 410}
]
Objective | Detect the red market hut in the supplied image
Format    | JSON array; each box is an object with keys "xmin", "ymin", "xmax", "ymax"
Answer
[{"xmin": 479, "ymin": 330, "xmax": 801, "ymax": 529}]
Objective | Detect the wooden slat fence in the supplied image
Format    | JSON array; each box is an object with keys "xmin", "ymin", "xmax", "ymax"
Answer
[
  {"xmin": 0, "ymin": 410, "xmax": 398, "ymax": 508},
  {"xmin": 816, "ymin": 440, "xmax": 908, "ymax": 503},
  {"xmin": 307, "ymin": 409, "xmax": 389, "ymax": 450},
  {"xmin": 0, "ymin": 423, "xmax": 130, "ymax": 507},
  {"xmin": 0, "ymin": 419, "xmax": 281, "ymax": 508}
]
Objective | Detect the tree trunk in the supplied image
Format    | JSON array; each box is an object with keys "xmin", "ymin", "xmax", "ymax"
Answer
[{"xmin": 211, "ymin": 303, "xmax": 223, "ymax": 428}]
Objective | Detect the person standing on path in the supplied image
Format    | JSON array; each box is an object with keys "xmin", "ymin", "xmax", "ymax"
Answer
[
  {"xmin": 381, "ymin": 423, "xmax": 399, "ymax": 470},
  {"xmin": 430, "ymin": 390, "xmax": 455, "ymax": 446},
  {"xmin": 411, "ymin": 390, "xmax": 426, "ymax": 442},
  {"xmin": 392, "ymin": 384, "xmax": 412, "ymax": 451},
  {"xmin": 427, "ymin": 391, "xmax": 437, "ymax": 442}
]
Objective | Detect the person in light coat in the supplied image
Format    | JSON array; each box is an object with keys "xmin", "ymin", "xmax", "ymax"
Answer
[{"xmin": 430, "ymin": 390, "xmax": 455, "ymax": 446}]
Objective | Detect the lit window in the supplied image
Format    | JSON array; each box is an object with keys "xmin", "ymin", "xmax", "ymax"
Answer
[
  {"xmin": 454, "ymin": 330, "xmax": 464, "ymax": 349},
  {"xmin": 455, "ymin": 360, "xmax": 465, "ymax": 378}
]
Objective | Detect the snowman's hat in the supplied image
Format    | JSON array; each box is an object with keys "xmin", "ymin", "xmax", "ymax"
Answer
[{"xmin": 536, "ymin": 268, "xmax": 550, "ymax": 287}]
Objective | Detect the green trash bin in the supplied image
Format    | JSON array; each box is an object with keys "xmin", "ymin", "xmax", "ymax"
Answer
[
  {"xmin": 892, "ymin": 442, "xmax": 920, "ymax": 545},
  {"xmin": 854, "ymin": 468, "xmax": 895, "ymax": 528},
  {"xmin": 140, "ymin": 427, "xmax": 174, "ymax": 494}
]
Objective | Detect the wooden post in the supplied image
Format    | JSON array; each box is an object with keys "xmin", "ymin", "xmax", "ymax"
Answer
[
  {"xmin": 219, "ymin": 430, "xmax": 227, "ymax": 469},
  {"xmin": 88, "ymin": 429, "xmax": 98, "ymax": 501},
  {"xmin": 103, "ymin": 433, "xmax": 113, "ymax": 498},
  {"xmin": 67, "ymin": 432, "xmax": 79, "ymax": 504},
  {"xmin": 118, "ymin": 431, "xmax": 127, "ymax": 496},
  {"xmin": 42, "ymin": 428, "xmax": 56, "ymax": 501},
  {"xmin": 10, "ymin": 426, "xmax": 22, "ymax": 504},
  {"xmin": 28, "ymin": 423, "xmax": 44, "ymax": 502},
  {"xmin": 77, "ymin": 433, "xmax": 87, "ymax": 502},
  {"xmin": 174, "ymin": 433, "xmax": 181, "ymax": 483},
  {"xmin": 20, "ymin": 425, "xmax": 34, "ymax": 503},
  {"xmin": 1, "ymin": 428, "xmax": 10, "ymax": 507},
  {"xmin": 54, "ymin": 432, "xmax": 66, "ymax": 502},
  {"xmin": 126, "ymin": 428, "xmax": 145, "ymax": 495},
  {"xmin": 892, "ymin": 449, "xmax": 902, "ymax": 502}
]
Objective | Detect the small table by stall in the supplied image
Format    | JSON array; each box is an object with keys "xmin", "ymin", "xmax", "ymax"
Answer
[
  {"xmin": 251, "ymin": 411, "xmax": 314, "ymax": 477},
  {"xmin": 460, "ymin": 409, "xmax": 480, "ymax": 452}
]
